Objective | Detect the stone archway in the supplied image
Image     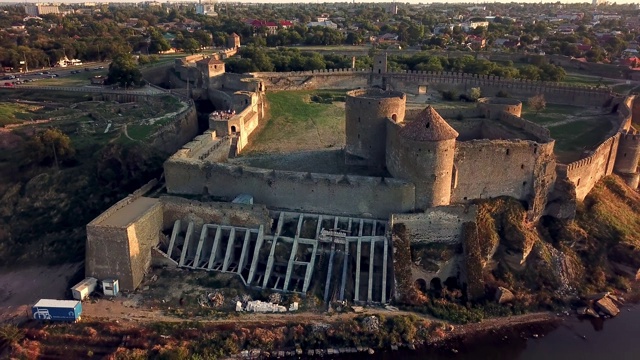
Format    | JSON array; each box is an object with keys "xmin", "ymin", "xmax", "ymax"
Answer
[
  {"xmin": 231, "ymin": 125, "xmax": 237, "ymax": 133},
  {"xmin": 414, "ymin": 278, "xmax": 428, "ymax": 293}
]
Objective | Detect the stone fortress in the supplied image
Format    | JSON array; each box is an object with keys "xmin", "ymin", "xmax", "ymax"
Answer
[{"xmin": 86, "ymin": 53, "xmax": 640, "ymax": 303}]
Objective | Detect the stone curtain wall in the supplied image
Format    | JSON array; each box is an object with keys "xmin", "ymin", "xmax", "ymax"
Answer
[
  {"xmin": 390, "ymin": 205, "xmax": 477, "ymax": 244},
  {"xmin": 151, "ymin": 103, "xmax": 199, "ymax": 154},
  {"xmin": 562, "ymin": 95, "xmax": 635, "ymax": 200},
  {"xmin": 160, "ymin": 196, "xmax": 271, "ymax": 233},
  {"xmin": 250, "ymin": 70, "xmax": 612, "ymax": 106},
  {"xmin": 164, "ymin": 162, "xmax": 416, "ymax": 218},
  {"xmin": 451, "ymin": 140, "xmax": 555, "ymax": 204}
]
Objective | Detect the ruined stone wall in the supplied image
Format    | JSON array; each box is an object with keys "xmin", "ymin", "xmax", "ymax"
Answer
[
  {"xmin": 150, "ymin": 103, "xmax": 199, "ymax": 154},
  {"xmin": 435, "ymin": 108, "xmax": 482, "ymax": 120},
  {"xmin": 386, "ymin": 120, "xmax": 456, "ymax": 209},
  {"xmin": 140, "ymin": 63, "xmax": 173, "ymax": 86},
  {"xmin": 345, "ymin": 89, "xmax": 406, "ymax": 167},
  {"xmin": 160, "ymin": 196, "xmax": 271, "ymax": 233},
  {"xmin": 452, "ymin": 140, "xmax": 556, "ymax": 206},
  {"xmin": 390, "ymin": 205, "xmax": 477, "ymax": 244},
  {"xmin": 251, "ymin": 69, "xmax": 368, "ymax": 91},
  {"xmin": 163, "ymin": 162, "xmax": 416, "ymax": 218},
  {"xmin": 173, "ymin": 131, "xmax": 230, "ymax": 163},
  {"xmin": 498, "ymin": 112, "xmax": 551, "ymax": 142}
]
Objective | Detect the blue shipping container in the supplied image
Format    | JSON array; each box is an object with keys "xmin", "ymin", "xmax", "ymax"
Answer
[{"xmin": 32, "ymin": 299, "xmax": 82, "ymax": 322}]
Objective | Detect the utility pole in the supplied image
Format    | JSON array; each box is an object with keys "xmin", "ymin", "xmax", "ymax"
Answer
[
  {"xmin": 51, "ymin": 142, "xmax": 59, "ymax": 170},
  {"xmin": 23, "ymin": 53, "xmax": 29, "ymax": 72}
]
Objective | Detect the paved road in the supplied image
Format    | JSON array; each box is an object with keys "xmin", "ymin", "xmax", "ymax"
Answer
[{"xmin": 1, "ymin": 61, "xmax": 111, "ymax": 85}]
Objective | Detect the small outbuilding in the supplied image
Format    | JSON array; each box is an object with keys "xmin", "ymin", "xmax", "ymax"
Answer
[
  {"xmin": 71, "ymin": 277, "xmax": 98, "ymax": 301},
  {"xmin": 101, "ymin": 278, "xmax": 120, "ymax": 296}
]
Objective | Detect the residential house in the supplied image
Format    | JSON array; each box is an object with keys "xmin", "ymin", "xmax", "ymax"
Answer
[{"xmin": 307, "ymin": 20, "xmax": 338, "ymax": 29}]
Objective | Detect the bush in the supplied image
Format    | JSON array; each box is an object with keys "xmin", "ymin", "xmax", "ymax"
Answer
[
  {"xmin": 441, "ymin": 90, "xmax": 457, "ymax": 101},
  {"xmin": 496, "ymin": 90, "xmax": 509, "ymax": 98}
]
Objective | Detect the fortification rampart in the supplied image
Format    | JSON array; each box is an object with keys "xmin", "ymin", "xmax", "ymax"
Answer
[
  {"xmin": 561, "ymin": 95, "xmax": 636, "ymax": 198},
  {"xmin": 171, "ymin": 130, "xmax": 230, "ymax": 163},
  {"xmin": 150, "ymin": 102, "xmax": 199, "ymax": 154},
  {"xmin": 564, "ymin": 135, "xmax": 619, "ymax": 200},
  {"xmin": 163, "ymin": 161, "xmax": 416, "ymax": 218},
  {"xmin": 498, "ymin": 112, "xmax": 552, "ymax": 142},
  {"xmin": 250, "ymin": 69, "xmax": 613, "ymax": 106},
  {"xmin": 477, "ymin": 97, "xmax": 522, "ymax": 119}
]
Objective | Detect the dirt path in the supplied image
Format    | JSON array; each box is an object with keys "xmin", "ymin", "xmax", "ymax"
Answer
[{"xmin": 0, "ymin": 263, "xmax": 82, "ymax": 324}]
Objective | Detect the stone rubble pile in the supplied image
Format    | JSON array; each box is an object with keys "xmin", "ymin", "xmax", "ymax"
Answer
[{"xmin": 236, "ymin": 300, "xmax": 299, "ymax": 313}]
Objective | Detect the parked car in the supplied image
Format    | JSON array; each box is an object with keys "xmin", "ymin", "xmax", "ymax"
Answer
[
  {"xmin": 42, "ymin": 71, "xmax": 50, "ymax": 74},
  {"xmin": 4, "ymin": 82, "xmax": 14, "ymax": 87}
]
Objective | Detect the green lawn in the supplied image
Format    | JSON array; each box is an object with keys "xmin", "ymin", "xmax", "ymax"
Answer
[
  {"xmin": 549, "ymin": 119, "xmax": 613, "ymax": 162},
  {"xmin": 560, "ymin": 73, "xmax": 616, "ymax": 86},
  {"xmin": 244, "ymin": 90, "xmax": 347, "ymax": 154},
  {"xmin": 0, "ymin": 103, "xmax": 36, "ymax": 126}
]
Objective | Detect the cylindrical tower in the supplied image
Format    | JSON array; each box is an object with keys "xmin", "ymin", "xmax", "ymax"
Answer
[
  {"xmin": 614, "ymin": 130, "xmax": 640, "ymax": 189},
  {"xmin": 345, "ymin": 89, "xmax": 406, "ymax": 167},
  {"xmin": 386, "ymin": 106, "xmax": 458, "ymax": 209},
  {"xmin": 477, "ymin": 97, "xmax": 522, "ymax": 119},
  {"xmin": 614, "ymin": 131, "xmax": 640, "ymax": 174}
]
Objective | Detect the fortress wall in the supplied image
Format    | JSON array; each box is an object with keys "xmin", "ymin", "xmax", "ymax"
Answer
[
  {"xmin": 390, "ymin": 205, "xmax": 477, "ymax": 244},
  {"xmin": 208, "ymin": 89, "xmax": 233, "ymax": 110},
  {"xmin": 497, "ymin": 112, "xmax": 551, "ymax": 142},
  {"xmin": 434, "ymin": 108, "xmax": 482, "ymax": 120},
  {"xmin": 151, "ymin": 103, "xmax": 199, "ymax": 154},
  {"xmin": 141, "ymin": 63, "xmax": 173, "ymax": 86},
  {"xmin": 250, "ymin": 70, "xmax": 612, "ymax": 106},
  {"xmin": 452, "ymin": 140, "xmax": 549, "ymax": 203},
  {"xmin": 444, "ymin": 119, "xmax": 483, "ymax": 141},
  {"xmin": 160, "ymin": 196, "xmax": 271, "ymax": 233},
  {"xmin": 164, "ymin": 162, "xmax": 416, "ymax": 218},
  {"xmin": 563, "ymin": 95, "xmax": 634, "ymax": 199},
  {"xmin": 565, "ymin": 135, "xmax": 619, "ymax": 200}
]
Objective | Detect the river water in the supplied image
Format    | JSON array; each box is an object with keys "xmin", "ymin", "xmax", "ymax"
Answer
[{"xmin": 342, "ymin": 304, "xmax": 640, "ymax": 360}]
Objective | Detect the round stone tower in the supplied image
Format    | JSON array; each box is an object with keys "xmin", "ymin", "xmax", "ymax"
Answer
[
  {"xmin": 345, "ymin": 89, "xmax": 406, "ymax": 167},
  {"xmin": 614, "ymin": 130, "xmax": 640, "ymax": 189},
  {"xmin": 477, "ymin": 97, "xmax": 522, "ymax": 119},
  {"xmin": 386, "ymin": 105, "xmax": 459, "ymax": 209}
]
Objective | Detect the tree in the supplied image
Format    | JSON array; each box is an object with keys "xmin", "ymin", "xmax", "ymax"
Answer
[
  {"xmin": 25, "ymin": 128, "xmax": 75, "ymax": 167},
  {"xmin": 106, "ymin": 54, "xmax": 144, "ymax": 87},
  {"xmin": 468, "ymin": 87, "xmax": 482, "ymax": 101},
  {"xmin": 528, "ymin": 94, "xmax": 546, "ymax": 115}
]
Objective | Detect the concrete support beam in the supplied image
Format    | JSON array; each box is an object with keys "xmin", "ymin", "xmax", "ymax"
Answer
[
  {"xmin": 347, "ymin": 218, "xmax": 352, "ymax": 234},
  {"xmin": 367, "ymin": 239, "xmax": 376, "ymax": 302},
  {"xmin": 295, "ymin": 213, "xmax": 304, "ymax": 238},
  {"xmin": 167, "ymin": 220, "xmax": 181, "ymax": 258},
  {"xmin": 359, "ymin": 219, "xmax": 364, "ymax": 236},
  {"xmin": 302, "ymin": 242, "xmax": 318, "ymax": 293},
  {"xmin": 237, "ymin": 230, "xmax": 251, "ymax": 275},
  {"xmin": 339, "ymin": 240, "xmax": 349, "ymax": 301},
  {"xmin": 334, "ymin": 216, "xmax": 339, "ymax": 229},
  {"xmin": 247, "ymin": 225, "xmax": 264, "ymax": 284},
  {"xmin": 324, "ymin": 242, "xmax": 336, "ymax": 303},
  {"xmin": 283, "ymin": 237, "xmax": 299, "ymax": 291},
  {"xmin": 207, "ymin": 226, "xmax": 222, "ymax": 270},
  {"xmin": 222, "ymin": 228, "xmax": 236, "ymax": 272},
  {"xmin": 382, "ymin": 237, "xmax": 388, "ymax": 303},
  {"xmin": 354, "ymin": 238, "xmax": 362, "ymax": 301},
  {"xmin": 315, "ymin": 215, "xmax": 323, "ymax": 238},
  {"xmin": 179, "ymin": 222, "xmax": 194, "ymax": 267},
  {"xmin": 192, "ymin": 225, "xmax": 208, "ymax": 269},
  {"xmin": 262, "ymin": 213, "xmax": 284, "ymax": 288},
  {"xmin": 372, "ymin": 221, "xmax": 377, "ymax": 236}
]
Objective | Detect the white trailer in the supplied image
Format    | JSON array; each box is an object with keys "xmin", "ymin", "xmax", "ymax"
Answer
[{"xmin": 70, "ymin": 277, "xmax": 98, "ymax": 301}]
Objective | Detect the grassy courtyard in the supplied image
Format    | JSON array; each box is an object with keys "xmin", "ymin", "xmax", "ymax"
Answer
[{"xmin": 243, "ymin": 90, "xmax": 347, "ymax": 154}]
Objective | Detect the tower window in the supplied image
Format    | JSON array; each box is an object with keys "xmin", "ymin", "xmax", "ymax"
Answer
[
  {"xmin": 506, "ymin": 149, "xmax": 510, "ymax": 155},
  {"xmin": 426, "ymin": 122, "xmax": 430, "ymax": 128}
]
